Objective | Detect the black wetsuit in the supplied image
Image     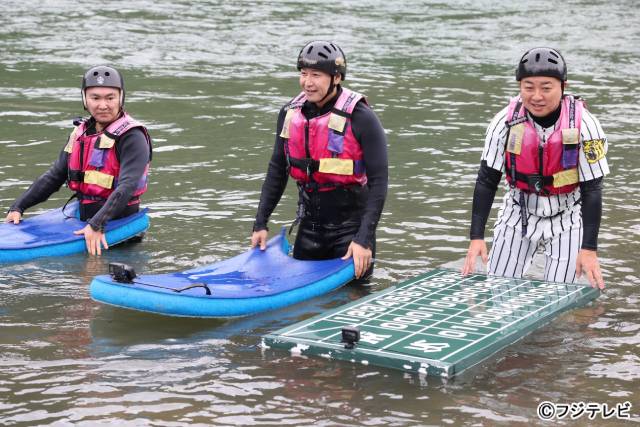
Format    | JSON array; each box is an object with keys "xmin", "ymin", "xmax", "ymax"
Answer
[
  {"xmin": 9, "ymin": 118, "xmax": 150, "ymax": 231},
  {"xmin": 254, "ymin": 87, "xmax": 388, "ymax": 263}
]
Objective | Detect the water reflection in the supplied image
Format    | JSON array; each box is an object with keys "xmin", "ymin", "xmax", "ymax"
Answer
[{"xmin": 1, "ymin": 0, "xmax": 639, "ymax": 425}]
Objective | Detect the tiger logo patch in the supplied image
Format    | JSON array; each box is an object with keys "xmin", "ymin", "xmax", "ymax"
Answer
[{"xmin": 583, "ymin": 138, "xmax": 606, "ymax": 164}]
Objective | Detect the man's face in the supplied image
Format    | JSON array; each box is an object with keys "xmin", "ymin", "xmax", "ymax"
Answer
[
  {"xmin": 85, "ymin": 86, "xmax": 121, "ymax": 125},
  {"xmin": 299, "ymin": 68, "xmax": 339, "ymax": 105},
  {"xmin": 519, "ymin": 76, "xmax": 563, "ymax": 117}
]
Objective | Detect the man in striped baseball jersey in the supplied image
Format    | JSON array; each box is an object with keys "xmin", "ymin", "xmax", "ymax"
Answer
[{"xmin": 462, "ymin": 47, "xmax": 608, "ymax": 289}]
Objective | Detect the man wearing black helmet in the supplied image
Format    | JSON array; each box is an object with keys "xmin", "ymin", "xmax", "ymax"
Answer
[
  {"xmin": 4, "ymin": 65, "xmax": 152, "ymax": 256},
  {"xmin": 462, "ymin": 48, "xmax": 609, "ymax": 289},
  {"xmin": 251, "ymin": 41, "xmax": 388, "ymax": 279}
]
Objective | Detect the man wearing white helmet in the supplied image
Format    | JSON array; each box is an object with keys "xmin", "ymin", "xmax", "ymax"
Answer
[
  {"xmin": 4, "ymin": 65, "xmax": 152, "ymax": 256},
  {"xmin": 462, "ymin": 48, "xmax": 609, "ymax": 289}
]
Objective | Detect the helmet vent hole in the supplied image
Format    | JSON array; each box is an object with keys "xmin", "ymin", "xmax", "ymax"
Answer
[
  {"xmin": 548, "ymin": 58, "xmax": 558, "ymax": 64},
  {"xmin": 535, "ymin": 53, "xmax": 541, "ymax": 62},
  {"xmin": 549, "ymin": 50, "xmax": 559, "ymax": 58},
  {"xmin": 93, "ymin": 71, "xmax": 99, "ymax": 76},
  {"xmin": 105, "ymin": 71, "xmax": 110, "ymax": 76},
  {"xmin": 330, "ymin": 43, "xmax": 336, "ymax": 50},
  {"xmin": 318, "ymin": 52, "xmax": 328, "ymax": 59},
  {"xmin": 323, "ymin": 45, "xmax": 332, "ymax": 53},
  {"xmin": 306, "ymin": 46, "xmax": 313, "ymax": 54}
]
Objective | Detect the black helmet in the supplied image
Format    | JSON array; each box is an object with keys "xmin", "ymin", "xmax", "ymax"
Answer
[
  {"xmin": 516, "ymin": 47, "xmax": 567, "ymax": 81},
  {"xmin": 297, "ymin": 41, "xmax": 347, "ymax": 80},
  {"xmin": 81, "ymin": 65, "xmax": 125, "ymax": 108}
]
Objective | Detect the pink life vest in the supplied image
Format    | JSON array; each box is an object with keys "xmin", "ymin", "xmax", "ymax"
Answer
[
  {"xmin": 66, "ymin": 112, "xmax": 151, "ymax": 205},
  {"xmin": 504, "ymin": 95, "xmax": 583, "ymax": 195},
  {"xmin": 281, "ymin": 88, "xmax": 367, "ymax": 191}
]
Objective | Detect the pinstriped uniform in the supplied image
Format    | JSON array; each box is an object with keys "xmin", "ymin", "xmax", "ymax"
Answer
[{"xmin": 481, "ymin": 103, "xmax": 609, "ymax": 283}]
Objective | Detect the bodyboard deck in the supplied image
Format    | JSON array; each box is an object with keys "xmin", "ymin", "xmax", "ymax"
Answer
[{"xmin": 0, "ymin": 202, "xmax": 149, "ymax": 263}]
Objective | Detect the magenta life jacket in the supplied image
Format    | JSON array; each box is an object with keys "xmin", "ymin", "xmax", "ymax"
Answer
[
  {"xmin": 66, "ymin": 112, "xmax": 151, "ymax": 205},
  {"xmin": 282, "ymin": 88, "xmax": 367, "ymax": 191},
  {"xmin": 504, "ymin": 95, "xmax": 583, "ymax": 195}
]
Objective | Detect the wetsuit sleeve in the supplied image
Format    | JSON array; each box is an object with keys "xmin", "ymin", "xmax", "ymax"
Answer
[
  {"xmin": 253, "ymin": 107, "xmax": 290, "ymax": 231},
  {"xmin": 349, "ymin": 101, "xmax": 388, "ymax": 248},
  {"xmin": 9, "ymin": 144, "xmax": 69, "ymax": 214},
  {"xmin": 580, "ymin": 177, "xmax": 602, "ymax": 250},
  {"xmin": 87, "ymin": 128, "xmax": 150, "ymax": 230},
  {"xmin": 469, "ymin": 161, "xmax": 502, "ymax": 240}
]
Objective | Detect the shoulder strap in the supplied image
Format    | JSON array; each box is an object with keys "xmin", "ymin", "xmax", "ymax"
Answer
[{"xmin": 506, "ymin": 97, "xmax": 526, "ymax": 127}]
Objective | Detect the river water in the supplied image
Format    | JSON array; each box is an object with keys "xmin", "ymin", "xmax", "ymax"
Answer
[{"xmin": 1, "ymin": 1, "xmax": 639, "ymax": 425}]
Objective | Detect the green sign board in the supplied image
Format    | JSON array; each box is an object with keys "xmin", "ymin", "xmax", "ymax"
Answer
[{"xmin": 262, "ymin": 269, "xmax": 599, "ymax": 378}]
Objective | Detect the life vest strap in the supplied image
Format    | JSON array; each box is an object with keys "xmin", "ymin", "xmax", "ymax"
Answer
[
  {"xmin": 512, "ymin": 170, "xmax": 578, "ymax": 192},
  {"xmin": 288, "ymin": 157, "xmax": 320, "ymax": 175},
  {"xmin": 513, "ymin": 172, "xmax": 554, "ymax": 193},
  {"xmin": 68, "ymin": 169, "xmax": 84, "ymax": 182},
  {"xmin": 288, "ymin": 156, "xmax": 364, "ymax": 176}
]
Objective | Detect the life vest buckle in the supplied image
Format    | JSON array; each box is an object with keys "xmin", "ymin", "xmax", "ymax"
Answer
[{"xmin": 526, "ymin": 175, "xmax": 544, "ymax": 193}]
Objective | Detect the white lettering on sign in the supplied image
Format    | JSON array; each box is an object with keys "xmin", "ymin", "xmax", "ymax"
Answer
[
  {"xmin": 380, "ymin": 296, "xmax": 412, "ymax": 303},
  {"xmin": 429, "ymin": 277, "xmax": 457, "ymax": 283},
  {"xmin": 380, "ymin": 322, "xmax": 408, "ymax": 330},
  {"xmin": 452, "ymin": 291, "xmax": 478, "ymax": 298},
  {"xmin": 441, "ymin": 295, "xmax": 464, "ymax": 303},
  {"xmin": 330, "ymin": 315, "xmax": 361, "ymax": 323},
  {"xmin": 487, "ymin": 307, "xmax": 512, "ymax": 316},
  {"xmin": 405, "ymin": 285, "xmax": 434, "ymax": 293},
  {"xmin": 452, "ymin": 324, "xmax": 479, "ymax": 332},
  {"xmin": 404, "ymin": 310, "xmax": 434, "ymax": 319},
  {"xmin": 415, "ymin": 305, "xmax": 443, "ymax": 313},
  {"xmin": 438, "ymin": 330, "xmax": 468, "ymax": 339},
  {"xmin": 430, "ymin": 300, "xmax": 456, "ymax": 308},
  {"xmin": 420, "ymin": 281, "xmax": 447, "ymax": 289},
  {"xmin": 474, "ymin": 313, "xmax": 503, "ymax": 321},
  {"xmin": 463, "ymin": 318, "xmax": 490, "ymax": 327},
  {"xmin": 373, "ymin": 299, "xmax": 400, "ymax": 308},
  {"xmin": 359, "ymin": 304, "xmax": 387, "ymax": 313},
  {"xmin": 360, "ymin": 332, "xmax": 392, "ymax": 345},
  {"xmin": 539, "ymin": 283, "xmax": 565, "ymax": 291},
  {"xmin": 345, "ymin": 310, "xmax": 376, "ymax": 318},
  {"xmin": 395, "ymin": 291, "xmax": 424, "ymax": 298},
  {"xmin": 392, "ymin": 316, "xmax": 421, "ymax": 324},
  {"xmin": 405, "ymin": 340, "xmax": 450, "ymax": 353},
  {"xmin": 498, "ymin": 302, "xmax": 524, "ymax": 311}
]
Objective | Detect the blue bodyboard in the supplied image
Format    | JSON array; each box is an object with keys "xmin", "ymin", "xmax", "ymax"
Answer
[
  {"xmin": 0, "ymin": 202, "xmax": 150, "ymax": 263},
  {"xmin": 90, "ymin": 229, "xmax": 355, "ymax": 317}
]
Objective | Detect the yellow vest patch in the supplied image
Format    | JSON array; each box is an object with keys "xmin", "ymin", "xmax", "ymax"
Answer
[
  {"xmin": 64, "ymin": 128, "xmax": 78, "ymax": 153},
  {"xmin": 553, "ymin": 168, "xmax": 578, "ymax": 187},
  {"xmin": 318, "ymin": 158, "xmax": 353, "ymax": 175},
  {"xmin": 280, "ymin": 109, "xmax": 296, "ymax": 139},
  {"xmin": 83, "ymin": 170, "xmax": 114, "ymax": 189},
  {"xmin": 328, "ymin": 113, "xmax": 347, "ymax": 133},
  {"xmin": 506, "ymin": 123, "xmax": 524, "ymax": 155},
  {"xmin": 98, "ymin": 135, "xmax": 116, "ymax": 149},
  {"xmin": 562, "ymin": 128, "xmax": 579, "ymax": 145}
]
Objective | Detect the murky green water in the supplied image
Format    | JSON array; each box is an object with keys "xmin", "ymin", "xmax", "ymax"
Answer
[{"xmin": 1, "ymin": 1, "xmax": 639, "ymax": 425}]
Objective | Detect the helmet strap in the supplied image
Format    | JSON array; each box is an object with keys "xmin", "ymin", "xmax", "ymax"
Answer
[{"xmin": 317, "ymin": 74, "xmax": 337, "ymax": 105}]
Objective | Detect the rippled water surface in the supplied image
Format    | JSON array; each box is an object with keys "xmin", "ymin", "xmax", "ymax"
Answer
[{"xmin": 1, "ymin": 1, "xmax": 639, "ymax": 425}]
